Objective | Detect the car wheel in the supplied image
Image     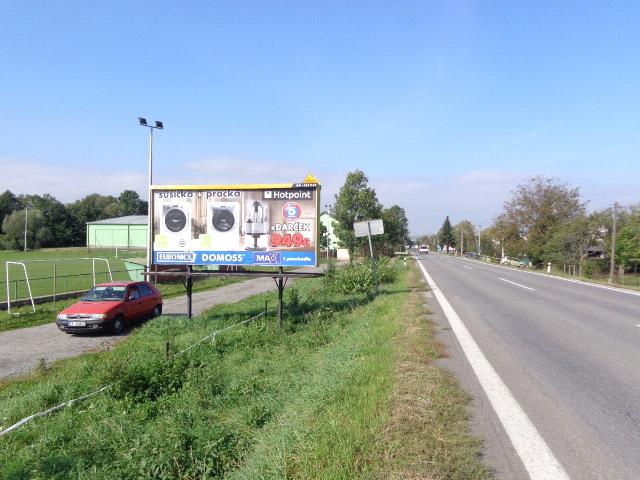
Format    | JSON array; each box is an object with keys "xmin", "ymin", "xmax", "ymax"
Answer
[
  {"xmin": 152, "ymin": 305, "xmax": 162, "ymax": 318},
  {"xmin": 112, "ymin": 315, "xmax": 125, "ymax": 335}
]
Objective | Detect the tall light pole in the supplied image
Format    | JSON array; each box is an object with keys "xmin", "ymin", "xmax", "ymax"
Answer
[
  {"xmin": 477, "ymin": 224, "xmax": 482, "ymax": 255},
  {"xmin": 138, "ymin": 117, "xmax": 163, "ymax": 275},
  {"xmin": 23, "ymin": 204, "xmax": 28, "ymax": 252}
]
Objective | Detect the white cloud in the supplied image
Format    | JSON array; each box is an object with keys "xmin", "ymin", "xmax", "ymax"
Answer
[
  {"xmin": 3, "ymin": 157, "xmax": 581, "ymax": 236},
  {"xmin": 0, "ymin": 157, "xmax": 523, "ymax": 235},
  {"xmin": 0, "ymin": 158, "xmax": 147, "ymax": 202},
  {"xmin": 372, "ymin": 170, "xmax": 526, "ymax": 235},
  {"xmin": 0, "ymin": 156, "xmax": 345, "ymax": 206},
  {"xmin": 170, "ymin": 157, "xmax": 345, "ymax": 207}
]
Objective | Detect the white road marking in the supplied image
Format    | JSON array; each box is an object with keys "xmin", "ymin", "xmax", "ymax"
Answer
[
  {"xmin": 417, "ymin": 260, "xmax": 568, "ymax": 480},
  {"xmin": 499, "ymin": 277, "xmax": 535, "ymax": 291},
  {"xmin": 463, "ymin": 265, "xmax": 473, "ymax": 270},
  {"xmin": 457, "ymin": 256, "xmax": 640, "ymax": 298}
]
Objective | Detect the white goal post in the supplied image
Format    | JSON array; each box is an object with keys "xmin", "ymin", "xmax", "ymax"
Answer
[
  {"xmin": 4, "ymin": 258, "xmax": 113, "ymax": 314},
  {"xmin": 5, "ymin": 262, "xmax": 35, "ymax": 314}
]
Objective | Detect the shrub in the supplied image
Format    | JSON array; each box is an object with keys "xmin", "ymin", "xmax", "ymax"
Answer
[
  {"xmin": 323, "ymin": 258, "xmax": 398, "ymax": 294},
  {"xmin": 103, "ymin": 354, "xmax": 193, "ymax": 401}
]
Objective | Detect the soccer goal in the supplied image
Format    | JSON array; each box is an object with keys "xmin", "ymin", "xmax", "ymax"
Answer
[{"xmin": 4, "ymin": 258, "xmax": 114, "ymax": 314}]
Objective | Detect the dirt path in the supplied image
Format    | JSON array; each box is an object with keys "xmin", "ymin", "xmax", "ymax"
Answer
[{"xmin": 0, "ymin": 268, "xmax": 322, "ymax": 380}]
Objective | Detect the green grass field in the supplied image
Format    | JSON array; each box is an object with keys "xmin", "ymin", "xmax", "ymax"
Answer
[
  {"xmin": 0, "ymin": 264, "xmax": 491, "ymax": 479},
  {"xmin": 0, "ymin": 247, "xmax": 142, "ymax": 303}
]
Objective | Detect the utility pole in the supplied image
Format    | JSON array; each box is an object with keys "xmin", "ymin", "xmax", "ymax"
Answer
[
  {"xmin": 460, "ymin": 230, "xmax": 464, "ymax": 257},
  {"xmin": 609, "ymin": 202, "xmax": 618, "ymax": 284},
  {"xmin": 23, "ymin": 205, "xmax": 28, "ymax": 252},
  {"xmin": 477, "ymin": 224, "xmax": 482, "ymax": 255}
]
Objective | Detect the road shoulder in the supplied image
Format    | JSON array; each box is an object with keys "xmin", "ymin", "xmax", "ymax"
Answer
[{"xmin": 419, "ymin": 267, "xmax": 530, "ymax": 479}]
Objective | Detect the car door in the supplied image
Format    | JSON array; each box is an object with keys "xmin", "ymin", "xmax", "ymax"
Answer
[
  {"xmin": 137, "ymin": 282, "xmax": 156, "ymax": 316},
  {"xmin": 125, "ymin": 285, "xmax": 145, "ymax": 319}
]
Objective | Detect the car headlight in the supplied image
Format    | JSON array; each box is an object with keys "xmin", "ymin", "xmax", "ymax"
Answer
[
  {"xmin": 57, "ymin": 314, "xmax": 67, "ymax": 320},
  {"xmin": 90, "ymin": 313, "xmax": 107, "ymax": 320}
]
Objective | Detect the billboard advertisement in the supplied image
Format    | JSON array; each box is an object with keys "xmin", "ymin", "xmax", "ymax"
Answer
[{"xmin": 150, "ymin": 180, "xmax": 320, "ymax": 267}]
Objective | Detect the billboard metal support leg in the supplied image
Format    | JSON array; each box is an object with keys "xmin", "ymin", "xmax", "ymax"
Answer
[
  {"xmin": 187, "ymin": 265, "xmax": 194, "ymax": 319},
  {"xmin": 277, "ymin": 267, "xmax": 284, "ymax": 326}
]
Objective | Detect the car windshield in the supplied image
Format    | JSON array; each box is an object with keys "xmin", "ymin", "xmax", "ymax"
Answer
[{"xmin": 82, "ymin": 286, "xmax": 126, "ymax": 302}]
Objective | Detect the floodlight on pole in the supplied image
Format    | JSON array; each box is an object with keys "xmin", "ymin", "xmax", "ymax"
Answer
[{"xmin": 138, "ymin": 117, "xmax": 164, "ymax": 274}]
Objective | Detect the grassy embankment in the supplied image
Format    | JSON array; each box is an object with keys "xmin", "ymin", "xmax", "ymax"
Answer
[{"xmin": 0, "ymin": 262, "xmax": 491, "ymax": 479}]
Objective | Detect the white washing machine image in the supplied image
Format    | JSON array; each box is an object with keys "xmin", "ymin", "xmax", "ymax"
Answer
[
  {"xmin": 207, "ymin": 202, "xmax": 240, "ymax": 250},
  {"xmin": 161, "ymin": 203, "xmax": 191, "ymax": 248}
]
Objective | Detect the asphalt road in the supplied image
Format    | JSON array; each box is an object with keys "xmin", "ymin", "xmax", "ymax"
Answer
[
  {"xmin": 419, "ymin": 253, "xmax": 640, "ymax": 479},
  {"xmin": 0, "ymin": 271, "xmax": 317, "ymax": 380}
]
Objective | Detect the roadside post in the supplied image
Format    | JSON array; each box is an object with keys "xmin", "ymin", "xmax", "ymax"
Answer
[{"xmin": 354, "ymin": 219, "xmax": 384, "ymax": 294}]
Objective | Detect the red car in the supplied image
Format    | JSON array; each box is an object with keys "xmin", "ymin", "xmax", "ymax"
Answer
[{"xmin": 56, "ymin": 281, "xmax": 163, "ymax": 334}]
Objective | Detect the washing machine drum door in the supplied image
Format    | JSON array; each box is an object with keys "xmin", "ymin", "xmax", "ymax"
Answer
[
  {"xmin": 165, "ymin": 208, "xmax": 187, "ymax": 232},
  {"xmin": 212, "ymin": 208, "xmax": 235, "ymax": 232}
]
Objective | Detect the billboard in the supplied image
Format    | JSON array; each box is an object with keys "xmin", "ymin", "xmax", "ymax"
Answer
[{"xmin": 150, "ymin": 180, "xmax": 320, "ymax": 267}]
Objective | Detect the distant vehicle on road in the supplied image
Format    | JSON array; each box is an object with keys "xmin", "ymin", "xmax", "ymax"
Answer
[
  {"xmin": 465, "ymin": 252, "xmax": 481, "ymax": 259},
  {"xmin": 419, "ymin": 245, "xmax": 429, "ymax": 254},
  {"xmin": 56, "ymin": 281, "xmax": 163, "ymax": 334},
  {"xmin": 500, "ymin": 256, "xmax": 525, "ymax": 268}
]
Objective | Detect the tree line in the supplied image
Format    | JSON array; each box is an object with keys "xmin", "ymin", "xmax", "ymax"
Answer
[
  {"xmin": 0, "ymin": 190, "xmax": 147, "ymax": 250},
  {"xmin": 1, "ymin": 172, "xmax": 409, "ymax": 257},
  {"xmin": 331, "ymin": 170, "xmax": 410, "ymax": 258},
  {"xmin": 424, "ymin": 176, "xmax": 639, "ymax": 277}
]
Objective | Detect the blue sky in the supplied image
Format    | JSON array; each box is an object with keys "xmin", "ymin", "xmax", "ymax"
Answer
[{"xmin": 1, "ymin": 1, "xmax": 639, "ymax": 234}]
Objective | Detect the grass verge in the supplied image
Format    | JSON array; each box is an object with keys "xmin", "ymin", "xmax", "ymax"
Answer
[
  {"xmin": 375, "ymin": 265, "xmax": 492, "ymax": 479},
  {"xmin": 0, "ymin": 263, "xmax": 490, "ymax": 479}
]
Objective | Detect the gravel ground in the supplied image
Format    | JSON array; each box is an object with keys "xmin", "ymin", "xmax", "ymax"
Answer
[{"xmin": 0, "ymin": 268, "xmax": 323, "ymax": 380}]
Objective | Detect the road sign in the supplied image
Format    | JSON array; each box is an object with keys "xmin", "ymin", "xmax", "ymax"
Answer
[
  {"xmin": 353, "ymin": 220, "xmax": 384, "ymax": 237},
  {"xmin": 354, "ymin": 219, "xmax": 384, "ymax": 237}
]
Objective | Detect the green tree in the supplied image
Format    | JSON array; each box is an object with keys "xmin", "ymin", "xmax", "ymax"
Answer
[
  {"xmin": 543, "ymin": 215, "xmax": 594, "ymax": 273},
  {"xmin": 67, "ymin": 193, "xmax": 119, "ymax": 244},
  {"xmin": 438, "ymin": 216, "xmax": 455, "ymax": 251},
  {"xmin": 319, "ymin": 221, "xmax": 329, "ymax": 250},
  {"xmin": 118, "ymin": 190, "xmax": 148, "ymax": 216},
  {"xmin": 454, "ymin": 220, "xmax": 476, "ymax": 254},
  {"xmin": 616, "ymin": 219, "xmax": 640, "ymax": 272},
  {"xmin": 333, "ymin": 170, "xmax": 382, "ymax": 259},
  {"xmin": 0, "ymin": 190, "xmax": 20, "ymax": 232},
  {"xmin": 380, "ymin": 205, "xmax": 409, "ymax": 254},
  {"xmin": 18, "ymin": 194, "xmax": 78, "ymax": 247},
  {"xmin": 489, "ymin": 213, "xmax": 527, "ymax": 258},
  {"xmin": 499, "ymin": 177, "xmax": 585, "ymax": 265},
  {"xmin": 1, "ymin": 209, "xmax": 51, "ymax": 250}
]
